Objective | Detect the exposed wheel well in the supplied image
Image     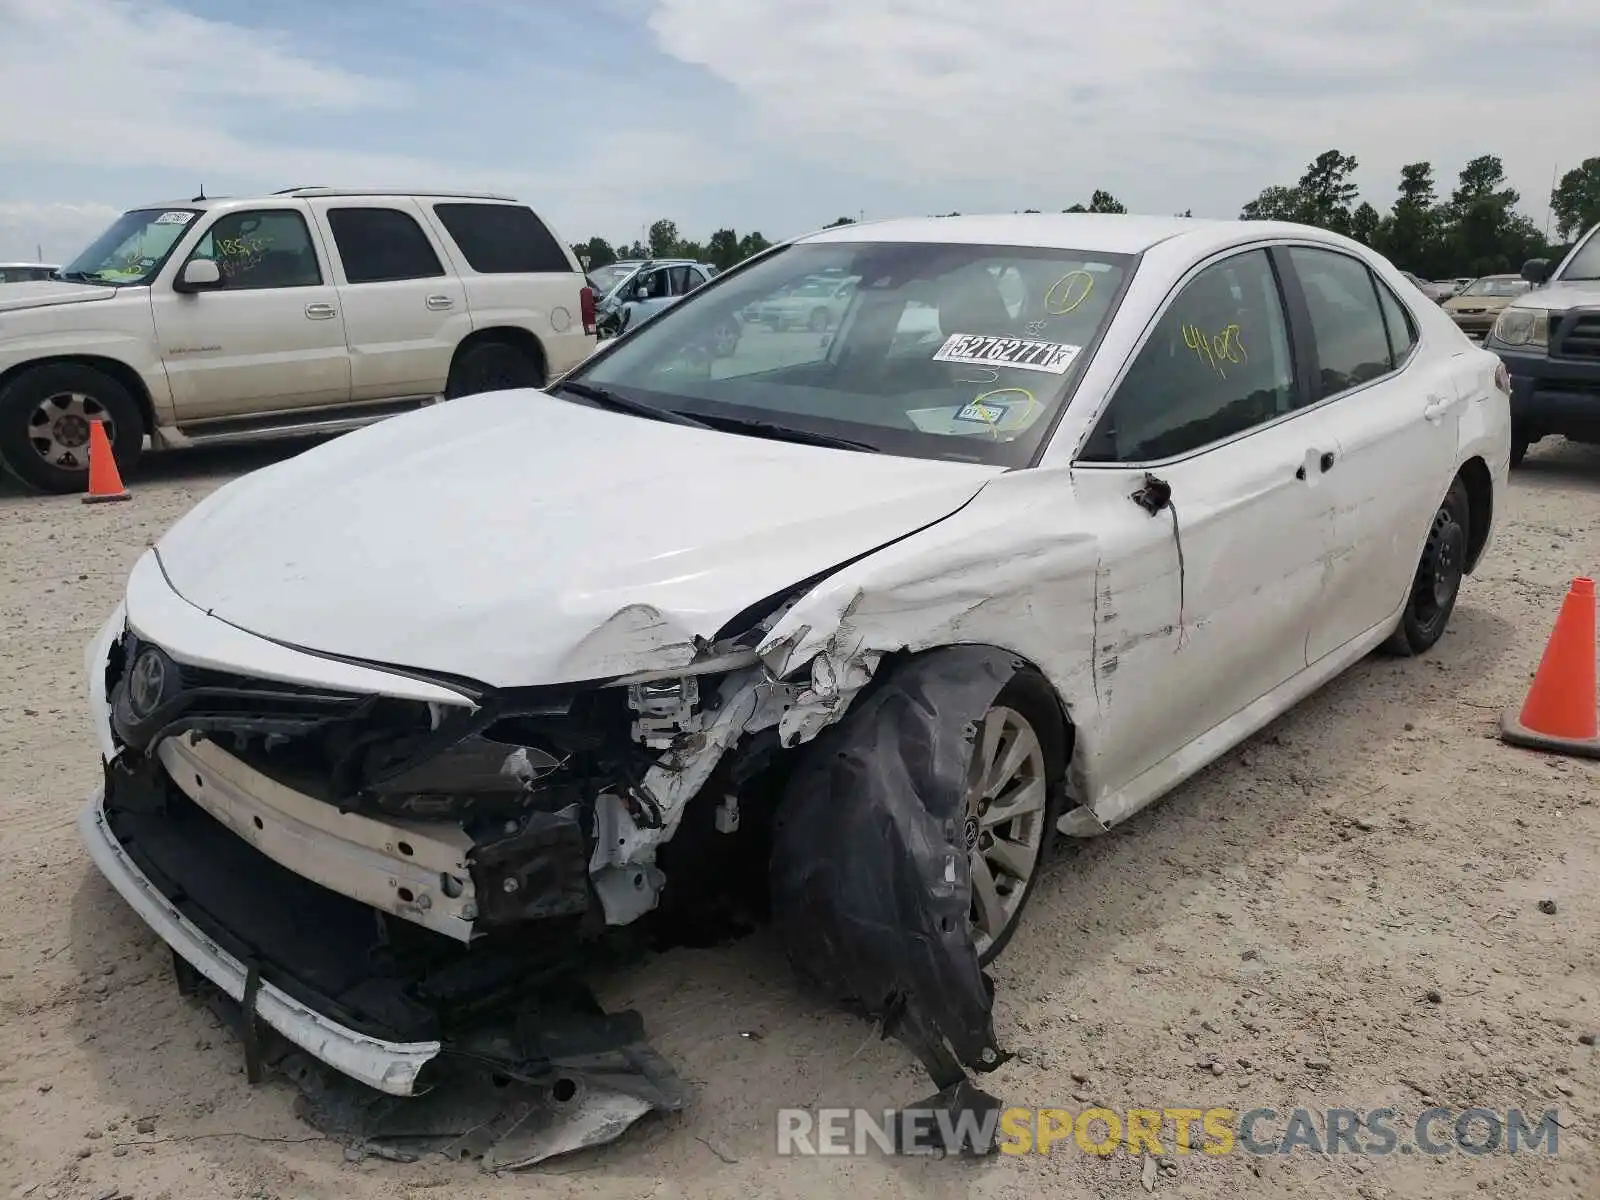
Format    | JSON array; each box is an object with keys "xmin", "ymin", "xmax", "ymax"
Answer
[
  {"xmin": 0, "ymin": 355, "xmax": 155, "ymax": 436},
  {"xmin": 1458, "ymin": 456, "xmax": 1493, "ymax": 574},
  {"xmin": 449, "ymin": 328, "xmax": 548, "ymax": 385}
]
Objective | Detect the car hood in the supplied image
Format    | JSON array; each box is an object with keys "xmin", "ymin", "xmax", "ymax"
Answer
[
  {"xmin": 1445, "ymin": 294, "xmax": 1513, "ymax": 312},
  {"xmin": 1507, "ymin": 280, "xmax": 1600, "ymax": 313},
  {"xmin": 0, "ymin": 279, "xmax": 117, "ymax": 312},
  {"xmin": 154, "ymin": 390, "xmax": 1004, "ymax": 687}
]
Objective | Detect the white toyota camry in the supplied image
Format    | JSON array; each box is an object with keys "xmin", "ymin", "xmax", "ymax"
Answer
[{"xmin": 81, "ymin": 214, "xmax": 1510, "ymax": 1128}]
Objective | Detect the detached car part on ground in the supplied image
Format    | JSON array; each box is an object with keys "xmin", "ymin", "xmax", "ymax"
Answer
[
  {"xmin": 82, "ymin": 214, "xmax": 1508, "ymax": 1166},
  {"xmin": 1484, "ymin": 222, "xmax": 1600, "ymax": 465}
]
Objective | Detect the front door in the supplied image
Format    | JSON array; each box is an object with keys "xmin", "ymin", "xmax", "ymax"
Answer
[
  {"xmin": 311, "ymin": 200, "xmax": 468, "ymax": 402},
  {"xmin": 1075, "ymin": 246, "xmax": 1336, "ymax": 782},
  {"xmin": 1284, "ymin": 246, "xmax": 1460, "ymax": 663},
  {"xmin": 151, "ymin": 206, "xmax": 351, "ymax": 421}
]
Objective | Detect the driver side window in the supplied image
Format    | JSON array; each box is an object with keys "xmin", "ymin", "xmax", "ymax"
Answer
[
  {"xmin": 186, "ymin": 210, "xmax": 322, "ymax": 291},
  {"xmin": 1080, "ymin": 248, "xmax": 1299, "ymax": 463}
]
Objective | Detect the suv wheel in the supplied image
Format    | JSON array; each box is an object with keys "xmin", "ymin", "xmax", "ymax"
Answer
[
  {"xmin": 0, "ymin": 363, "xmax": 144, "ymax": 494},
  {"xmin": 445, "ymin": 342, "xmax": 544, "ymax": 399}
]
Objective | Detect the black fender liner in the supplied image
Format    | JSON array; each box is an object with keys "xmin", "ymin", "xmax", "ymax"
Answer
[{"xmin": 769, "ymin": 645, "xmax": 1030, "ymax": 1127}]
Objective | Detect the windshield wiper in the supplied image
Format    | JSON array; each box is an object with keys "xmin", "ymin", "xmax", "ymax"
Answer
[
  {"xmin": 689, "ymin": 412, "xmax": 881, "ymax": 453},
  {"xmin": 54, "ymin": 270, "xmax": 114, "ymax": 285},
  {"xmin": 550, "ymin": 380, "xmax": 712, "ymax": 428}
]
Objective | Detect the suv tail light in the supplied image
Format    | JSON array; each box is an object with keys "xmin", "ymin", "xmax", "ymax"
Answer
[
  {"xmin": 1494, "ymin": 361, "xmax": 1510, "ymax": 394},
  {"xmin": 579, "ymin": 285, "xmax": 597, "ymax": 336}
]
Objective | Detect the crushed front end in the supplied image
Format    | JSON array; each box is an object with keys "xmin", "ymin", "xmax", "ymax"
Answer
[{"xmin": 79, "ymin": 596, "xmax": 788, "ymax": 1165}]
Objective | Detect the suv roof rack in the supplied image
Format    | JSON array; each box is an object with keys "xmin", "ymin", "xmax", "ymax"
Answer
[{"xmin": 273, "ymin": 187, "xmax": 519, "ymax": 201}]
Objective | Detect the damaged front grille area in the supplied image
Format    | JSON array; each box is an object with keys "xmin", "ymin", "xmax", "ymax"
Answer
[{"xmin": 104, "ymin": 628, "xmax": 731, "ymax": 937}]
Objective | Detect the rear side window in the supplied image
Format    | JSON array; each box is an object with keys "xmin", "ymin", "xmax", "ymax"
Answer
[
  {"xmin": 1288, "ymin": 247, "xmax": 1399, "ymax": 395},
  {"xmin": 326, "ymin": 207, "xmax": 445, "ymax": 284},
  {"xmin": 432, "ymin": 203, "xmax": 572, "ymax": 274},
  {"xmin": 1375, "ymin": 278, "xmax": 1418, "ymax": 363}
]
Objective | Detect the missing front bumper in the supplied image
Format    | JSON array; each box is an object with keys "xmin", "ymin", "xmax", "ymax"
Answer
[
  {"xmin": 79, "ymin": 774, "xmax": 690, "ymax": 1167},
  {"xmin": 79, "ymin": 788, "xmax": 440, "ymax": 1095}
]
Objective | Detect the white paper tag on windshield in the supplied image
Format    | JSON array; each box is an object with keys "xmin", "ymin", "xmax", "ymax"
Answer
[
  {"xmin": 154, "ymin": 211, "xmax": 194, "ymax": 225},
  {"xmin": 932, "ymin": 333, "xmax": 1080, "ymax": 375}
]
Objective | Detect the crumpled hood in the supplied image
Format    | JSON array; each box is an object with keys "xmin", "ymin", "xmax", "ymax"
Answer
[
  {"xmin": 1509, "ymin": 280, "xmax": 1600, "ymax": 313},
  {"xmin": 155, "ymin": 390, "xmax": 1003, "ymax": 687},
  {"xmin": 0, "ymin": 279, "xmax": 117, "ymax": 313}
]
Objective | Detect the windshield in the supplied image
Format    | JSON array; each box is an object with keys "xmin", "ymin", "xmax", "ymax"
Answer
[
  {"xmin": 588, "ymin": 263, "xmax": 637, "ymax": 295},
  {"xmin": 575, "ymin": 241, "xmax": 1133, "ymax": 466},
  {"xmin": 1557, "ymin": 229, "xmax": 1600, "ymax": 282},
  {"xmin": 61, "ymin": 208, "xmax": 199, "ymax": 284},
  {"xmin": 1461, "ymin": 277, "xmax": 1530, "ymax": 297}
]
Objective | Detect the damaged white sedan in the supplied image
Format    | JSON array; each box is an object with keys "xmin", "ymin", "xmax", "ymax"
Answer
[{"xmin": 81, "ymin": 214, "xmax": 1509, "ymax": 1160}]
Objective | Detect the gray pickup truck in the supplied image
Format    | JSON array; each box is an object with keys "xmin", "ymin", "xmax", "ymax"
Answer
[{"xmin": 1484, "ymin": 222, "xmax": 1600, "ymax": 464}]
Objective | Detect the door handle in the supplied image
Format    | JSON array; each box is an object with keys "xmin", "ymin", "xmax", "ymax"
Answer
[
  {"xmin": 426, "ymin": 294, "xmax": 454, "ymax": 311},
  {"xmin": 1423, "ymin": 392, "xmax": 1458, "ymax": 421},
  {"xmin": 305, "ymin": 303, "xmax": 337, "ymax": 320}
]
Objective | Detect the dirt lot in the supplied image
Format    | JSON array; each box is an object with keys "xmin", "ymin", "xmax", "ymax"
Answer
[{"xmin": 1, "ymin": 438, "xmax": 1596, "ymax": 1200}]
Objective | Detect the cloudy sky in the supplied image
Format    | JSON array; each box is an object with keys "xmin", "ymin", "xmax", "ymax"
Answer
[{"xmin": 1, "ymin": 0, "xmax": 1594, "ymax": 262}]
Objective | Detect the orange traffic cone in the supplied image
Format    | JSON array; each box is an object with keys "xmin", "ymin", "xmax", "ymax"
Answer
[
  {"xmin": 1500, "ymin": 577, "xmax": 1600, "ymax": 757},
  {"xmin": 82, "ymin": 419, "xmax": 130, "ymax": 504}
]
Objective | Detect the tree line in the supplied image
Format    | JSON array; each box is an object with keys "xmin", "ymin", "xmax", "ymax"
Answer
[{"xmin": 571, "ymin": 153, "xmax": 1600, "ymax": 280}]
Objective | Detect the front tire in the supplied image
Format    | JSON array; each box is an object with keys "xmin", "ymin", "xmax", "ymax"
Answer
[
  {"xmin": 0, "ymin": 362, "xmax": 144, "ymax": 494},
  {"xmin": 964, "ymin": 674, "xmax": 1066, "ymax": 965},
  {"xmin": 1381, "ymin": 476, "xmax": 1471, "ymax": 657},
  {"xmin": 444, "ymin": 341, "xmax": 544, "ymax": 399}
]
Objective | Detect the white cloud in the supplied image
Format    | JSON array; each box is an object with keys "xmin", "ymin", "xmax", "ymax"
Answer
[
  {"xmin": 0, "ymin": 0, "xmax": 737, "ymax": 251},
  {"xmin": 645, "ymin": 0, "xmax": 1599, "ymax": 222}
]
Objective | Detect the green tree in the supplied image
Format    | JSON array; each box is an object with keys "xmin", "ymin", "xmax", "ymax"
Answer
[
  {"xmin": 618, "ymin": 240, "xmax": 648, "ymax": 260},
  {"xmin": 823, "ymin": 216, "xmax": 855, "ymax": 227},
  {"xmin": 1350, "ymin": 202, "xmax": 1381, "ymax": 246},
  {"xmin": 707, "ymin": 228, "xmax": 741, "ymax": 270},
  {"xmin": 1447, "ymin": 155, "xmax": 1545, "ymax": 276},
  {"xmin": 647, "ymin": 219, "xmax": 680, "ymax": 258},
  {"xmin": 1551, "ymin": 157, "xmax": 1600, "ymax": 240},
  {"xmin": 736, "ymin": 231, "xmax": 771, "ymax": 259},
  {"xmin": 1374, "ymin": 162, "xmax": 1443, "ymax": 274},
  {"xmin": 1174, "ymin": 208, "xmax": 1193, "ymax": 217},
  {"xmin": 1296, "ymin": 149, "xmax": 1360, "ymax": 234},
  {"xmin": 574, "ymin": 237, "xmax": 616, "ymax": 269},
  {"xmin": 1240, "ymin": 185, "xmax": 1303, "ymax": 221}
]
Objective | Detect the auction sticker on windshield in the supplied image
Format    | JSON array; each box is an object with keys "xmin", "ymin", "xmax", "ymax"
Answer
[
  {"xmin": 933, "ymin": 333, "xmax": 1080, "ymax": 375},
  {"xmin": 154, "ymin": 211, "xmax": 195, "ymax": 225}
]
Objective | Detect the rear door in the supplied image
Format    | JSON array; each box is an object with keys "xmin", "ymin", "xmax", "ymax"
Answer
[
  {"xmin": 1283, "ymin": 246, "xmax": 1459, "ymax": 663},
  {"xmin": 309, "ymin": 200, "xmax": 469, "ymax": 401},
  {"xmin": 150, "ymin": 205, "xmax": 351, "ymax": 419}
]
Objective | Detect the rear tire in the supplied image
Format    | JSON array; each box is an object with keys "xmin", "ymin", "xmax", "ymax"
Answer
[
  {"xmin": 1510, "ymin": 427, "xmax": 1533, "ymax": 467},
  {"xmin": 445, "ymin": 341, "xmax": 543, "ymax": 399},
  {"xmin": 1381, "ymin": 477, "xmax": 1471, "ymax": 657},
  {"xmin": 0, "ymin": 362, "xmax": 144, "ymax": 494}
]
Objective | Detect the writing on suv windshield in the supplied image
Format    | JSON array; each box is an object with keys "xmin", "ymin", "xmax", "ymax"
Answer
[
  {"xmin": 60, "ymin": 208, "xmax": 199, "ymax": 285},
  {"xmin": 576, "ymin": 241, "xmax": 1132, "ymax": 465}
]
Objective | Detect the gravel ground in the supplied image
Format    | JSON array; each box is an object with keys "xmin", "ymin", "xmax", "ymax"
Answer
[{"xmin": 1, "ymin": 437, "xmax": 1596, "ymax": 1200}]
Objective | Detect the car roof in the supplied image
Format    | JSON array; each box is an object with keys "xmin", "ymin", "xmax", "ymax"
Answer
[
  {"xmin": 795, "ymin": 212, "xmax": 1326, "ymax": 258},
  {"xmin": 0, "ymin": 262, "xmax": 56, "ymax": 269}
]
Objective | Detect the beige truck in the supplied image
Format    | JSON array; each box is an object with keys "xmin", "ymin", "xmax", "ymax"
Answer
[{"xmin": 0, "ymin": 189, "xmax": 597, "ymax": 493}]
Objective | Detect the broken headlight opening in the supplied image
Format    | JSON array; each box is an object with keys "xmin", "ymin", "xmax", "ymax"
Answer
[{"xmin": 98, "ymin": 627, "xmax": 1023, "ymax": 1164}]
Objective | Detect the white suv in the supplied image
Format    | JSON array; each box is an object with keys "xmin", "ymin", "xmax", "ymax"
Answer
[{"xmin": 0, "ymin": 189, "xmax": 596, "ymax": 493}]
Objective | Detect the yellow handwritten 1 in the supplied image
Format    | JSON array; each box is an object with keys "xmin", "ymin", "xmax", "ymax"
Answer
[{"xmin": 1044, "ymin": 271, "xmax": 1094, "ymax": 316}]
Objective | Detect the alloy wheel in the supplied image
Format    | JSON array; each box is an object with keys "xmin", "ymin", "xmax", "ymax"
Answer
[
  {"xmin": 28, "ymin": 391, "xmax": 115, "ymax": 471},
  {"xmin": 964, "ymin": 705, "xmax": 1049, "ymax": 958}
]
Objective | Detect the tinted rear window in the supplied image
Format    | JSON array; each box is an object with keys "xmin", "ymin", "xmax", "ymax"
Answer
[{"xmin": 433, "ymin": 203, "xmax": 573, "ymax": 275}]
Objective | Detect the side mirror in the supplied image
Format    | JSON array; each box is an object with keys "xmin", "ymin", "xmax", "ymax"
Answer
[
  {"xmin": 1520, "ymin": 258, "xmax": 1553, "ymax": 285},
  {"xmin": 175, "ymin": 258, "xmax": 222, "ymax": 293}
]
